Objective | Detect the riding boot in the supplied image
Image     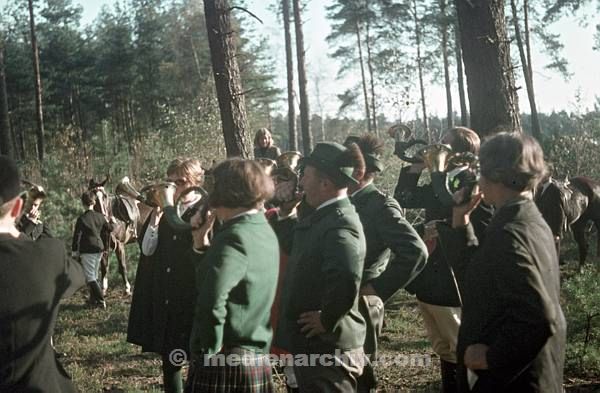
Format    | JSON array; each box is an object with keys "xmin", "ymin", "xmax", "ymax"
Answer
[
  {"xmin": 87, "ymin": 281, "xmax": 106, "ymax": 309},
  {"xmin": 161, "ymin": 356, "xmax": 183, "ymax": 393},
  {"xmin": 440, "ymin": 360, "xmax": 458, "ymax": 393}
]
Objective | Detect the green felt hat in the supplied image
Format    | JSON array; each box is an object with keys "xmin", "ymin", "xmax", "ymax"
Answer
[{"xmin": 301, "ymin": 142, "xmax": 359, "ymax": 186}]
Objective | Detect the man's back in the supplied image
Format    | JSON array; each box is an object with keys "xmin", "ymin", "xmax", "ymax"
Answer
[{"xmin": 0, "ymin": 234, "xmax": 84, "ymax": 392}]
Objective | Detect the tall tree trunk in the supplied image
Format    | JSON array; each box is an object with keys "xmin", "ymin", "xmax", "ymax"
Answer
[
  {"xmin": 454, "ymin": 0, "xmax": 521, "ymax": 137},
  {"xmin": 510, "ymin": 0, "xmax": 541, "ymax": 140},
  {"xmin": 364, "ymin": 0, "xmax": 378, "ymax": 136},
  {"xmin": 355, "ymin": 20, "xmax": 372, "ymax": 133},
  {"xmin": 413, "ymin": 0, "xmax": 430, "ymax": 141},
  {"xmin": 28, "ymin": 0, "xmax": 45, "ymax": 161},
  {"xmin": 293, "ymin": 0, "xmax": 312, "ymax": 155},
  {"xmin": 0, "ymin": 43, "xmax": 13, "ymax": 158},
  {"xmin": 440, "ymin": 0, "xmax": 453, "ymax": 129},
  {"xmin": 203, "ymin": 0, "xmax": 250, "ymax": 158},
  {"xmin": 282, "ymin": 0, "xmax": 298, "ymax": 151},
  {"xmin": 454, "ymin": 22, "xmax": 469, "ymax": 126}
]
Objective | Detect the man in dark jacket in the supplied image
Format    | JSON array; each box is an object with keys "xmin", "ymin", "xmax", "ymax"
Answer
[
  {"xmin": 0, "ymin": 155, "xmax": 85, "ymax": 392},
  {"xmin": 395, "ymin": 127, "xmax": 493, "ymax": 392},
  {"xmin": 72, "ymin": 190, "xmax": 113, "ymax": 308},
  {"xmin": 347, "ymin": 134, "xmax": 428, "ymax": 389},
  {"xmin": 273, "ymin": 142, "xmax": 368, "ymax": 392}
]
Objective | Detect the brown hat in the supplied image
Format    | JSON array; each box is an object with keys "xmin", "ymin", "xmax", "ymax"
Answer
[{"xmin": 0, "ymin": 155, "xmax": 22, "ymax": 205}]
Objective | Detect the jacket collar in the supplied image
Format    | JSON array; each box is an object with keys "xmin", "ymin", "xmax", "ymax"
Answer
[
  {"xmin": 488, "ymin": 196, "xmax": 536, "ymax": 230},
  {"xmin": 219, "ymin": 210, "xmax": 266, "ymax": 231},
  {"xmin": 298, "ymin": 197, "xmax": 352, "ymax": 228},
  {"xmin": 350, "ymin": 183, "xmax": 377, "ymax": 205}
]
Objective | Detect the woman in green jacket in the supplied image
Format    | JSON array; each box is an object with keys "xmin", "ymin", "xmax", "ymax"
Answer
[{"xmin": 186, "ymin": 159, "xmax": 280, "ymax": 393}]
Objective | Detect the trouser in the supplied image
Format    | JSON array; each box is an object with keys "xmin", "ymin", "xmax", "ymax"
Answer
[
  {"xmin": 81, "ymin": 252, "xmax": 102, "ymax": 282},
  {"xmin": 417, "ymin": 300, "xmax": 461, "ymax": 363},
  {"xmin": 418, "ymin": 300, "xmax": 461, "ymax": 393},
  {"xmin": 357, "ymin": 295, "xmax": 384, "ymax": 392},
  {"xmin": 293, "ymin": 348, "xmax": 365, "ymax": 393},
  {"xmin": 162, "ymin": 353, "xmax": 183, "ymax": 393}
]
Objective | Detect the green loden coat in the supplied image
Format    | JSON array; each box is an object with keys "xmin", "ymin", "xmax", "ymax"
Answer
[
  {"xmin": 351, "ymin": 183, "xmax": 428, "ymax": 302},
  {"xmin": 274, "ymin": 198, "xmax": 367, "ymax": 354},
  {"xmin": 189, "ymin": 212, "xmax": 279, "ymax": 356}
]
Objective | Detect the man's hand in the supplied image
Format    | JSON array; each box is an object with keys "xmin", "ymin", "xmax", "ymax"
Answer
[
  {"xmin": 298, "ymin": 311, "xmax": 326, "ymax": 338},
  {"xmin": 452, "ymin": 188, "xmax": 483, "ymax": 228},
  {"xmin": 464, "ymin": 343, "xmax": 489, "ymax": 370}
]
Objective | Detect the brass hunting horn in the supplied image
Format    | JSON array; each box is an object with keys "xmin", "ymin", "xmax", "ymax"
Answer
[{"xmin": 388, "ymin": 124, "xmax": 428, "ymax": 163}]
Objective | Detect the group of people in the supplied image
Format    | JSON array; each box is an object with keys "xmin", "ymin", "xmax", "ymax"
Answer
[{"xmin": 0, "ymin": 125, "xmax": 566, "ymax": 393}]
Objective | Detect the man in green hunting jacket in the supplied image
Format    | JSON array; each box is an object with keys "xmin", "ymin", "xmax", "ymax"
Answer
[
  {"xmin": 346, "ymin": 135, "xmax": 428, "ymax": 383},
  {"xmin": 274, "ymin": 142, "xmax": 368, "ymax": 392}
]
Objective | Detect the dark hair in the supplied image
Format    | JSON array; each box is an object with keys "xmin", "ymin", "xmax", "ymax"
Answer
[
  {"xmin": 81, "ymin": 191, "xmax": 97, "ymax": 207},
  {"xmin": 446, "ymin": 127, "xmax": 480, "ymax": 154},
  {"xmin": 480, "ymin": 132, "xmax": 548, "ymax": 192},
  {"xmin": 209, "ymin": 159, "xmax": 275, "ymax": 208},
  {"xmin": 355, "ymin": 134, "xmax": 385, "ymax": 175}
]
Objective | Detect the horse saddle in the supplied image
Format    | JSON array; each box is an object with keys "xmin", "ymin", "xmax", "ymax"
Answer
[{"xmin": 112, "ymin": 196, "xmax": 140, "ymax": 225}]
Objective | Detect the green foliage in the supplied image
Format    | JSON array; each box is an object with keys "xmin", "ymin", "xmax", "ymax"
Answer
[{"xmin": 562, "ymin": 265, "xmax": 600, "ymax": 376}]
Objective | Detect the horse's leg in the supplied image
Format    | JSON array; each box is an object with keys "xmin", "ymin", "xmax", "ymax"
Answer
[
  {"xmin": 115, "ymin": 241, "xmax": 131, "ymax": 295},
  {"xmin": 100, "ymin": 251, "xmax": 109, "ymax": 296},
  {"xmin": 572, "ymin": 220, "xmax": 589, "ymax": 270}
]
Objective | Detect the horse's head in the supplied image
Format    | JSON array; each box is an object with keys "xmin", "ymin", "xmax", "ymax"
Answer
[{"xmin": 88, "ymin": 175, "xmax": 111, "ymax": 216}]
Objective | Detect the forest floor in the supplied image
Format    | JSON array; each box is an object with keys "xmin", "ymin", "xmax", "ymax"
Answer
[{"xmin": 55, "ymin": 251, "xmax": 600, "ymax": 392}]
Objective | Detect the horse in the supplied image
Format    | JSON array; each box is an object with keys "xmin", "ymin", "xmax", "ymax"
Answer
[
  {"xmin": 535, "ymin": 176, "xmax": 600, "ymax": 268},
  {"xmin": 88, "ymin": 177, "xmax": 153, "ymax": 295}
]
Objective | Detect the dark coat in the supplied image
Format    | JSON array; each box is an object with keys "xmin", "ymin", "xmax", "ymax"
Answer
[
  {"xmin": 126, "ymin": 202, "xmax": 202, "ymax": 355},
  {"xmin": 254, "ymin": 146, "xmax": 281, "ymax": 160},
  {"xmin": 449, "ymin": 198, "xmax": 566, "ymax": 393},
  {"xmin": 17, "ymin": 216, "xmax": 52, "ymax": 241},
  {"xmin": 396, "ymin": 166, "xmax": 493, "ymax": 306},
  {"xmin": 273, "ymin": 198, "xmax": 367, "ymax": 353},
  {"xmin": 0, "ymin": 234, "xmax": 85, "ymax": 392},
  {"xmin": 71, "ymin": 210, "xmax": 111, "ymax": 253},
  {"xmin": 351, "ymin": 183, "xmax": 428, "ymax": 301}
]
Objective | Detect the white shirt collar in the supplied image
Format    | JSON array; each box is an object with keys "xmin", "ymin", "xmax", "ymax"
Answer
[
  {"xmin": 230, "ymin": 209, "xmax": 260, "ymax": 220},
  {"xmin": 316, "ymin": 195, "xmax": 347, "ymax": 211},
  {"xmin": 350, "ymin": 181, "xmax": 373, "ymax": 198}
]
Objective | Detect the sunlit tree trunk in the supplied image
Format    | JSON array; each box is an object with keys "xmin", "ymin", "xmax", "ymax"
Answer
[
  {"xmin": 28, "ymin": 0, "xmax": 45, "ymax": 161},
  {"xmin": 282, "ymin": 0, "xmax": 298, "ymax": 150},
  {"xmin": 204, "ymin": 0, "xmax": 250, "ymax": 157},
  {"xmin": 293, "ymin": 0, "xmax": 312, "ymax": 154},
  {"xmin": 454, "ymin": 0, "xmax": 521, "ymax": 137}
]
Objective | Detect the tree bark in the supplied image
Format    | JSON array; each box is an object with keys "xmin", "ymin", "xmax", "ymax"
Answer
[
  {"xmin": 282, "ymin": 0, "xmax": 298, "ymax": 151},
  {"xmin": 364, "ymin": 0, "xmax": 378, "ymax": 136},
  {"xmin": 440, "ymin": 0, "xmax": 454, "ymax": 129},
  {"xmin": 0, "ymin": 43, "xmax": 13, "ymax": 158},
  {"xmin": 454, "ymin": 20, "xmax": 469, "ymax": 126},
  {"xmin": 293, "ymin": 0, "xmax": 312, "ymax": 155},
  {"xmin": 203, "ymin": 0, "xmax": 250, "ymax": 158},
  {"xmin": 412, "ymin": 0, "xmax": 430, "ymax": 141},
  {"xmin": 355, "ymin": 20, "xmax": 372, "ymax": 133},
  {"xmin": 28, "ymin": 0, "xmax": 45, "ymax": 161},
  {"xmin": 454, "ymin": 0, "xmax": 521, "ymax": 137}
]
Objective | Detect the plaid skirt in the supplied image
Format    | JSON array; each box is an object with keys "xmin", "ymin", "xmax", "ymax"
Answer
[{"xmin": 185, "ymin": 353, "xmax": 274, "ymax": 393}]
